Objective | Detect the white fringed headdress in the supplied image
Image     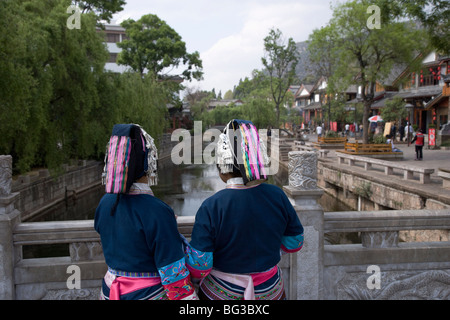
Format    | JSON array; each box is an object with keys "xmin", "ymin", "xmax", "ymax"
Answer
[{"xmin": 216, "ymin": 119, "xmax": 270, "ymax": 185}]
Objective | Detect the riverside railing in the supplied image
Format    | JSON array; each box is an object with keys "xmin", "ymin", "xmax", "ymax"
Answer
[
  {"xmin": 323, "ymin": 209, "xmax": 450, "ymax": 299},
  {"xmin": 10, "ymin": 217, "xmax": 195, "ymax": 300}
]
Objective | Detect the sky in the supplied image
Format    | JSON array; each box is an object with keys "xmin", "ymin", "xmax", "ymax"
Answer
[{"xmin": 110, "ymin": 0, "xmax": 339, "ymax": 96}]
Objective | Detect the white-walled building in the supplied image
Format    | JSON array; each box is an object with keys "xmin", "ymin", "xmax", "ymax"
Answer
[{"xmin": 98, "ymin": 24, "xmax": 130, "ymax": 73}]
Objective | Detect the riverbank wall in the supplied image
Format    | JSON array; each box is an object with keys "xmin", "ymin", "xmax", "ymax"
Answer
[{"xmin": 12, "ymin": 160, "xmax": 103, "ymax": 222}]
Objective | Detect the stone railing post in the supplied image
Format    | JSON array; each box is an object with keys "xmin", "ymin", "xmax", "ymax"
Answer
[
  {"xmin": 283, "ymin": 151, "xmax": 324, "ymax": 300},
  {"xmin": 0, "ymin": 155, "xmax": 21, "ymax": 300}
]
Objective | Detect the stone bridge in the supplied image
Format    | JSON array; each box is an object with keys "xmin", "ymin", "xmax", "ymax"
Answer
[{"xmin": 0, "ymin": 153, "xmax": 449, "ymax": 300}]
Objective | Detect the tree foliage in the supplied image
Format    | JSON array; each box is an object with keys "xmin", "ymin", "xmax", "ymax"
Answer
[
  {"xmin": 118, "ymin": 14, "xmax": 203, "ymax": 81},
  {"xmin": 309, "ymin": 0, "xmax": 428, "ymax": 143},
  {"xmin": 74, "ymin": 0, "xmax": 126, "ymax": 22},
  {"xmin": 233, "ymin": 70, "xmax": 270, "ymax": 100},
  {"xmin": 190, "ymin": 70, "xmax": 277, "ymax": 130},
  {"xmin": 396, "ymin": 0, "xmax": 450, "ymax": 54},
  {"xmin": 307, "ymin": 25, "xmax": 341, "ymax": 93},
  {"xmin": 0, "ymin": 0, "xmax": 172, "ymax": 173},
  {"xmin": 381, "ymin": 96, "xmax": 407, "ymax": 123},
  {"xmin": 262, "ymin": 28, "xmax": 299, "ymax": 125},
  {"xmin": 307, "ymin": 25, "xmax": 343, "ymax": 131}
]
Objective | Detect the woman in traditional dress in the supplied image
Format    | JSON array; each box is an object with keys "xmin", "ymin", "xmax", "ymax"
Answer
[
  {"xmin": 95, "ymin": 124, "xmax": 197, "ymax": 300},
  {"xmin": 183, "ymin": 119, "xmax": 304, "ymax": 300}
]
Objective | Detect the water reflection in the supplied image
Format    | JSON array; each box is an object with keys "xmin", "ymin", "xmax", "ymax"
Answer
[
  {"xmin": 153, "ymin": 162, "xmax": 351, "ymax": 216},
  {"xmin": 152, "ymin": 163, "xmax": 225, "ymax": 216},
  {"xmin": 27, "ymin": 184, "xmax": 105, "ymax": 222}
]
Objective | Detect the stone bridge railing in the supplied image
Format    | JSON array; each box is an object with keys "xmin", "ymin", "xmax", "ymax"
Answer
[
  {"xmin": 9, "ymin": 218, "xmax": 195, "ymax": 300},
  {"xmin": 336, "ymin": 152, "xmax": 434, "ymax": 184},
  {"xmin": 1, "ymin": 153, "xmax": 450, "ymax": 300},
  {"xmin": 323, "ymin": 209, "xmax": 450, "ymax": 299}
]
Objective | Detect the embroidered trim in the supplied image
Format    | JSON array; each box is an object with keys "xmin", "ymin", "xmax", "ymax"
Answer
[
  {"xmin": 158, "ymin": 257, "xmax": 190, "ymax": 285},
  {"xmin": 185, "ymin": 246, "xmax": 213, "ymax": 271},
  {"xmin": 200, "ymin": 267, "xmax": 285, "ymax": 300},
  {"xmin": 164, "ymin": 276, "xmax": 195, "ymax": 300},
  {"xmin": 185, "ymin": 245, "xmax": 213, "ymax": 279},
  {"xmin": 107, "ymin": 267, "xmax": 159, "ymax": 278},
  {"xmin": 281, "ymin": 233, "xmax": 304, "ymax": 253}
]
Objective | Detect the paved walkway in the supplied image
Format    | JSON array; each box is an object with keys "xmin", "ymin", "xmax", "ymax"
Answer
[{"xmin": 305, "ymin": 134, "xmax": 450, "ymax": 178}]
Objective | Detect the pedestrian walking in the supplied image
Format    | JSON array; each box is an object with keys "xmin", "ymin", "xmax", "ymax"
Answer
[
  {"xmin": 411, "ymin": 129, "xmax": 424, "ymax": 160},
  {"xmin": 405, "ymin": 122, "xmax": 414, "ymax": 142},
  {"xmin": 390, "ymin": 123, "xmax": 397, "ymax": 141},
  {"xmin": 316, "ymin": 124, "xmax": 323, "ymax": 137}
]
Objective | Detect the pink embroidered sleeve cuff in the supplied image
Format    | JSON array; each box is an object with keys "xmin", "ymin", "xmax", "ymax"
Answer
[{"xmin": 158, "ymin": 257, "xmax": 195, "ymax": 300}]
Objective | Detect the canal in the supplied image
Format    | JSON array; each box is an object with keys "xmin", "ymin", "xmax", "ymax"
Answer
[{"xmin": 29, "ymin": 162, "xmax": 351, "ymax": 222}]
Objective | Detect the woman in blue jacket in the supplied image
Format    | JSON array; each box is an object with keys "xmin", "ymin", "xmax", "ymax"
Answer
[{"xmin": 184, "ymin": 119, "xmax": 304, "ymax": 300}]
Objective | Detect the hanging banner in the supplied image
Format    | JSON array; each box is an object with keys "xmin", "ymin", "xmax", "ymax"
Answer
[
  {"xmin": 330, "ymin": 121, "xmax": 337, "ymax": 131},
  {"xmin": 428, "ymin": 128, "xmax": 436, "ymax": 147}
]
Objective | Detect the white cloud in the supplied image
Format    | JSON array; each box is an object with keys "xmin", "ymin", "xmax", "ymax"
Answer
[
  {"xmin": 193, "ymin": 1, "xmax": 335, "ymax": 94},
  {"xmin": 111, "ymin": 0, "xmax": 336, "ymax": 95}
]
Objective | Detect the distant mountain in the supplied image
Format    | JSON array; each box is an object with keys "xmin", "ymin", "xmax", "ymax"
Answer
[
  {"xmin": 234, "ymin": 40, "xmax": 318, "ymax": 92},
  {"xmin": 294, "ymin": 40, "xmax": 319, "ymax": 84}
]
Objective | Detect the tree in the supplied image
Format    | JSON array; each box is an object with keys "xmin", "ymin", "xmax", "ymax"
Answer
[
  {"xmin": 0, "ymin": 0, "xmax": 169, "ymax": 173},
  {"xmin": 40, "ymin": 1, "xmax": 109, "ymax": 167},
  {"xmin": 381, "ymin": 96, "xmax": 407, "ymax": 123},
  {"xmin": 223, "ymin": 90, "xmax": 234, "ymax": 100},
  {"xmin": 396, "ymin": 0, "xmax": 450, "ymax": 54},
  {"xmin": 241, "ymin": 87, "xmax": 277, "ymax": 129},
  {"xmin": 234, "ymin": 70, "xmax": 270, "ymax": 100},
  {"xmin": 0, "ymin": 0, "xmax": 110, "ymax": 172},
  {"xmin": 307, "ymin": 25, "xmax": 342, "ymax": 132},
  {"xmin": 324, "ymin": 0, "xmax": 428, "ymax": 143},
  {"xmin": 0, "ymin": 0, "xmax": 40, "ymax": 172},
  {"xmin": 73, "ymin": 0, "xmax": 125, "ymax": 22},
  {"xmin": 118, "ymin": 14, "xmax": 203, "ymax": 81},
  {"xmin": 261, "ymin": 28, "xmax": 299, "ymax": 125}
]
